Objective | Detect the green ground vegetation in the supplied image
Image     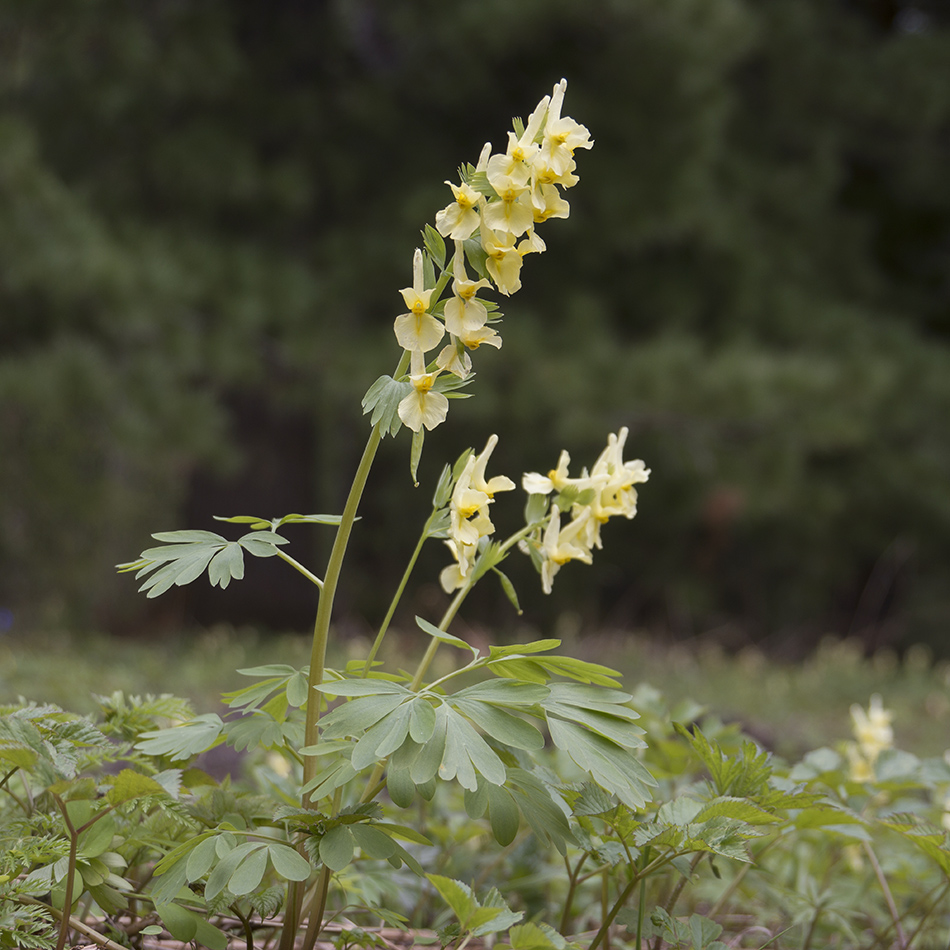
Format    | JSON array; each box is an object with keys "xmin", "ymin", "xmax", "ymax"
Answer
[{"xmin": 2, "ymin": 629, "xmax": 948, "ymax": 762}]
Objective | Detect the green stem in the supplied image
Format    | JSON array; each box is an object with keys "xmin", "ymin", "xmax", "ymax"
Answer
[
  {"xmin": 863, "ymin": 840, "xmax": 907, "ymax": 950},
  {"xmin": 283, "ymin": 352, "xmax": 409, "ymax": 950},
  {"xmin": 362, "ymin": 511, "xmax": 437, "ymax": 673},
  {"xmin": 275, "ymin": 549, "xmax": 324, "ymax": 589},
  {"xmin": 302, "ymin": 349, "xmax": 410, "ymax": 795},
  {"xmin": 560, "ymin": 853, "xmax": 588, "ymax": 935}
]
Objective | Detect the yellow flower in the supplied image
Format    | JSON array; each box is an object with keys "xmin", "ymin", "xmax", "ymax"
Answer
[
  {"xmin": 397, "ymin": 350, "xmax": 448, "ymax": 432},
  {"xmin": 539, "ymin": 78, "xmax": 593, "ymax": 177},
  {"xmin": 851, "ymin": 695, "xmax": 893, "ymax": 761},
  {"xmin": 435, "ymin": 180, "xmax": 483, "ymax": 241},
  {"xmin": 440, "ymin": 436, "xmax": 513, "ymax": 589},
  {"xmin": 531, "ymin": 181, "xmax": 571, "ymax": 224},
  {"xmin": 480, "ymin": 228, "xmax": 523, "ymax": 295},
  {"xmin": 443, "ymin": 244, "xmax": 493, "ymax": 336},
  {"xmin": 539, "ymin": 507, "xmax": 593, "ymax": 595},
  {"xmin": 471, "ymin": 434, "xmax": 515, "ymax": 497},
  {"xmin": 393, "ymin": 249, "xmax": 444, "ymax": 352},
  {"xmin": 481, "ymin": 186, "xmax": 535, "ymax": 237},
  {"xmin": 522, "ymin": 449, "xmax": 594, "ymax": 496}
]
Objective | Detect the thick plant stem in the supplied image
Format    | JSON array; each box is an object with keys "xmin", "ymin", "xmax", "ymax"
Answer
[
  {"xmin": 302, "ymin": 422, "xmax": 384, "ymax": 787},
  {"xmin": 303, "ymin": 344, "xmax": 410, "ymax": 792}
]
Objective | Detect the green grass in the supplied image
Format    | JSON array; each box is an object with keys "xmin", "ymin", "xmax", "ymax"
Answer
[{"xmin": 2, "ymin": 625, "xmax": 948, "ymax": 761}]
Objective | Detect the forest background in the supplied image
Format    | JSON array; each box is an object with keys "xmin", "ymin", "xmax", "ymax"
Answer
[{"xmin": 2, "ymin": 0, "xmax": 949, "ymax": 657}]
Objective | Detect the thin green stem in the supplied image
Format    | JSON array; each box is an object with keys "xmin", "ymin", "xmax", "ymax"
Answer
[
  {"xmin": 409, "ymin": 585, "xmax": 471, "ymax": 690},
  {"xmin": 274, "ymin": 549, "xmax": 324, "ymax": 589},
  {"xmin": 560, "ymin": 852, "xmax": 589, "ymax": 934},
  {"xmin": 362, "ymin": 511, "xmax": 437, "ymax": 673},
  {"xmin": 863, "ymin": 840, "xmax": 907, "ymax": 949}
]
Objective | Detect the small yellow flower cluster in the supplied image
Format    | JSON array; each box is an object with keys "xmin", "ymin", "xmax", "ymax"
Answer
[
  {"xmin": 396, "ymin": 79, "xmax": 592, "ymax": 433},
  {"xmin": 520, "ymin": 428, "xmax": 650, "ymax": 594},
  {"xmin": 440, "ymin": 435, "xmax": 515, "ymax": 593},
  {"xmin": 845, "ymin": 695, "xmax": 894, "ymax": 782}
]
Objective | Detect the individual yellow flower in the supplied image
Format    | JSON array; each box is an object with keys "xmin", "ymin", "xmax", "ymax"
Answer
[
  {"xmin": 485, "ymin": 94, "xmax": 548, "ymax": 191},
  {"xmin": 846, "ymin": 743, "xmax": 875, "ymax": 783},
  {"xmin": 538, "ymin": 507, "xmax": 594, "ymax": 595},
  {"xmin": 531, "ymin": 181, "xmax": 571, "ymax": 224},
  {"xmin": 443, "ymin": 243, "xmax": 493, "ymax": 336},
  {"xmin": 440, "ymin": 539, "xmax": 475, "ymax": 593},
  {"xmin": 522, "ymin": 449, "xmax": 595, "ymax": 496},
  {"xmin": 471, "ymin": 434, "xmax": 515, "ymax": 497},
  {"xmin": 393, "ymin": 249, "xmax": 444, "ymax": 352},
  {"xmin": 539, "ymin": 78, "xmax": 593, "ymax": 177},
  {"xmin": 397, "ymin": 350, "xmax": 448, "ymax": 432},
  {"xmin": 481, "ymin": 185, "xmax": 535, "ymax": 237},
  {"xmin": 851, "ymin": 695, "xmax": 893, "ymax": 761},
  {"xmin": 436, "ymin": 341, "xmax": 473, "ymax": 379},
  {"xmin": 435, "ymin": 181, "xmax": 483, "ymax": 241},
  {"xmin": 480, "ymin": 228, "xmax": 523, "ymax": 295}
]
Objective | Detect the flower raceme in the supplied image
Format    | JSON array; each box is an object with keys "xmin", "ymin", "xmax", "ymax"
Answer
[
  {"xmin": 440, "ymin": 435, "xmax": 515, "ymax": 593},
  {"xmin": 393, "ymin": 79, "xmax": 592, "ymax": 433},
  {"xmin": 520, "ymin": 428, "xmax": 650, "ymax": 594},
  {"xmin": 438, "ymin": 428, "xmax": 649, "ymax": 597}
]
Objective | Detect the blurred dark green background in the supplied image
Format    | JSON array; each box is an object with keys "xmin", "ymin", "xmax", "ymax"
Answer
[{"xmin": 2, "ymin": 0, "xmax": 949, "ymax": 654}]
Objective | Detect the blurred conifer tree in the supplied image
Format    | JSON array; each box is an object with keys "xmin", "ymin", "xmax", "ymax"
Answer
[{"xmin": 1, "ymin": 0, "xmax": 948, "ymax": 650}]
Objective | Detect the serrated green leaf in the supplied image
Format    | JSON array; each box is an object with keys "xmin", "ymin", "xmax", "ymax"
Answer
[
  {"xmin": 135, "ymin": 714, "xmax": 224, "ymax": 761},
  {"xmin": 427, "ymin": 874, "xmax": 477, "ymax": 925},
  {"xmin": 695, "ymin": 797, "xmax": 781, "ymax": 825},
  {"xmin": 105, "ymin": 769, "xmax": 167, "ymax": 805},
  {"xmin": 548, "ymin": 719, "xmax": 656, "ymax": 810}
]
